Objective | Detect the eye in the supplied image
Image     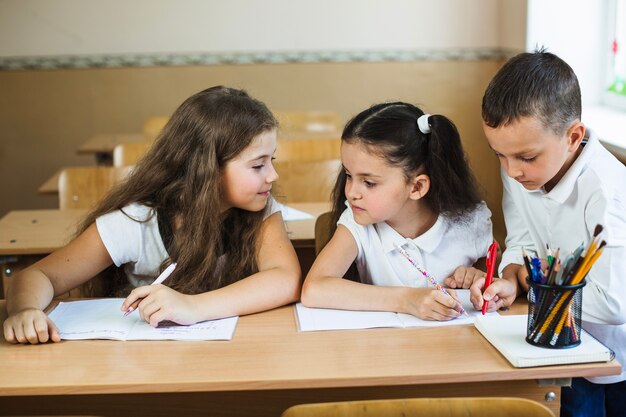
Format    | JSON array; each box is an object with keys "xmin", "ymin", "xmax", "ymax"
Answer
[
  {"xmin": 364, "ymin": 180, "xmax": 376, "ymax": 188},
  {"xmin": 252, "ymin": 164, "xmax": 265, "ymax": 170},
  {"xmin": 519, "ymin": 156, "xmax": 537, "ymax": 163},
  {"xmin": 493, "ymin": 151, "xmax": 504, "ymax": 159}
]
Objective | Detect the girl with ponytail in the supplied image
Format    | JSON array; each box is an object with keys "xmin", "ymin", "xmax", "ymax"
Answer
[{"xmin": 301, "ymin": 102, "xmax": 493, "ymax": 321}]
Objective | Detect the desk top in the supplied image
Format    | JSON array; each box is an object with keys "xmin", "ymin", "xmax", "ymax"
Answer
[
  {"xmin": 0, "ymin": 203, "xmax": 329, "ymax": 256},
  {"xmin": 77, "ymin": 133, "xmax": 145, "ymax": 154},
  {"xmin": 0, "ymin": 300, "xmax": 620, "ymax": 397}
]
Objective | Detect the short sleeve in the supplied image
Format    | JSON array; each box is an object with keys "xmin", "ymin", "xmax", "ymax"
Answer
[
  {"xmin": 336, "ymin": 204, "xmax": 364, "ymax": 258},
  {"xmin": 95, "ymin": 204, "xmax": 152, "ymax": 267},
  {"xmin": 472, "ymin": 201, "xmax": 494, "ymax": 260}
]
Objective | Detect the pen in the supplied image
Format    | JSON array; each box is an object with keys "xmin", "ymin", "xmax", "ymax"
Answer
[
  {"xmin": 123, "ymin": 262, "xmax": 177, "ymax": 317},
  {"xmin": 393, "ymin": 243, "xmax": 468, "ymax": 317},
  {"xmin": 482, "ymin": 241, "xmax": 499, "ymax": 315}
]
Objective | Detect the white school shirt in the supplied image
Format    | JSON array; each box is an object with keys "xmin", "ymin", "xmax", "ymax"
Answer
[
  {"xmin": 337, "ymin": 201, "xmax": 493, "ymax": 288},
  {"xmin": 96, "ymin": 199, "xmax": 281, "ymax": 288},
  {"xmin": 499, "ymin": 128, "xmax": 626, "ymax": 383}
]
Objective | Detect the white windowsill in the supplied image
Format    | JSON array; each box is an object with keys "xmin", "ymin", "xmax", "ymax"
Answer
[{"xmin": 584, "ymin": 105, "xmax": 626, "ymax": 162}]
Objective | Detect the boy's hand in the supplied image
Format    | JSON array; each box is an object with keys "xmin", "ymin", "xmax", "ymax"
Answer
[
  {"xmin": 444, "ymin": 266, "xmax": 486, "ymax": 289},
  {"xmin": 403, "ymin": 287, "xmax": 462, "ymax": 321},
  {"xmin": 3, "ymin": 308, "xmax": 61, "ymax": 344},
  {"xmin": 122, "ymin": 285, "xmax": 200, "ymax": 327},
  {"xmin": 468, "ymin": 277, "xmax": 516, "ymax": 312}
]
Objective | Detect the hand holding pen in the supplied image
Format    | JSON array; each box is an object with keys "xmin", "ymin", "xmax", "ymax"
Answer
[
  {"xmin": 482, "ymin": 241, "xmax": 499, "ymax": 315},
  {"xmin": 394, "ymin": 244, "xmax": 468, "ymax": 317},
  {"xmin": 122, "ymin": 263, "xmax": 177, "ymax": 316}
]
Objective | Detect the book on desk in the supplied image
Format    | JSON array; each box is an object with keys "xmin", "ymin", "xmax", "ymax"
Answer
[{"xmin": 474, "ymin": 314, "xmax": 614, "ymax": 367}]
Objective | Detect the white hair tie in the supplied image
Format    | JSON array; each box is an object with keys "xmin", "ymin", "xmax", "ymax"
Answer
[{"xmin": 417, "ymin": 114, "xmax": 431, "ymax": 134}]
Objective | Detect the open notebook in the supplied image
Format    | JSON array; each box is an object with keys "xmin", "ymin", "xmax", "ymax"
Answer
[
  {"xmin": 295, "ymin": 289, "xmax": 495, "ymax": 331},
  {"xmin": 474, "ymin": 314, "xmax": 614, "ymax": 367},
  {"xmin": 48, "ymin": 298, "xmax": 238, "ymax": 341}
]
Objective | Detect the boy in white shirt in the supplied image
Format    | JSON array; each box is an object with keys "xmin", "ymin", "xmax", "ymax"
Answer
[{"xmin": 470, "ymin": 50, "xmax": 626, "ymax": 417}]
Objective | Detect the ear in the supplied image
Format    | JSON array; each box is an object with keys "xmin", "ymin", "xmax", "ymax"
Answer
[
  {"xmin": 565, "ymin": 121, "xmax": 585, "ymax": 152},
  {"xmin": 409, "ymin": 174, "xmax": 430, "ymax": 200}
]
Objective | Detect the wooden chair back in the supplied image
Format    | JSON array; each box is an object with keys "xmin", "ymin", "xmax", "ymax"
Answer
[
  {"xmin": 143, "ymin": 116, "xmax": 169, "ymax": 140},
  {"xmin": 113, "ymin": 142, "xmax": 152, "ymax": 167},
  {"xmin": 273, "ymin": 159, "xmax": 341, "ymax": 203},
  {"xmin": 275, "ymin": 111, "xmax": 342, "ymax": 135},
  {"xmin": 314, "ymin": 212, "xmax": 334, "ymax": 255},
  {"xmin": 58, "ymin": 166, "xmax": 133, "ymax": 210},
  {"xmin": 276, "ymin": 138, "xmax": 341, "ymax": 162},
  {"xmin": 281, "ymin": 397, "xmax": 555, "ymax": 417}
]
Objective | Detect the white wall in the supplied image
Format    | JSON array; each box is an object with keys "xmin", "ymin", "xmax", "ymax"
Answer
[{"xmin": 0, "ymin": 0, "xmax": 505, "ymax": 57}]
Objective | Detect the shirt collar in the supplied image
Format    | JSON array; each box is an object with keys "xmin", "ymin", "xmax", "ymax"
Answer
[
  {"xmin": 541, "ymin": 128, "xmax": 598, "ymax": 203},
  {"xmin": 377, "ymin": 214, "xmax": 446, "ymax": 254}
]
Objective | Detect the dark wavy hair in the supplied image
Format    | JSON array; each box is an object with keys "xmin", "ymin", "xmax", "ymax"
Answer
[
  {"xmin": 80, "ymin": 86, "xmax": 278, "ymax": 295},
  {"xmin": 330, "ymin": 102, "xmax": 482, "ymax": 226}
]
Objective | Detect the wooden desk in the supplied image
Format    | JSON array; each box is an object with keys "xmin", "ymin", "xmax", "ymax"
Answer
[
  {"xmin": 0, "ymin": 203, "xmax": 329, "ymax": 296},
  {"xmin": 77, "ymin": 133, "xmax": 145, "ymax": 165},
  {"xmin": 0, "ymin": 301, "xmax": 620, "ymax": 417}
]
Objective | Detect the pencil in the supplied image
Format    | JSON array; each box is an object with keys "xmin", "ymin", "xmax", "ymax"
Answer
[{"xmin": 393, "ymin": 244, "xmax": 468, "ymax": 317}]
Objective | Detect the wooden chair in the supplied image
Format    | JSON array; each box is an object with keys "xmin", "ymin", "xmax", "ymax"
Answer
[
  {"xmin": 273, "ymin": 159, "xmax": 341, "ymax": 203},
  {"xmin": 143, "ymin": 115, "xmax": 169, "ymax": 140},
  {"xmin": 314, "ymin": 212, "xmax": 334, "ymax": 255},
  {"xmin": 281, "ymin": 397, "xmax": 555, "ymax": 417},
  {"xmin": 113, "ymin": 142, "xmax": 152, "ymax": 167},
  {"xmin": 276, "ymin": 138, "xmax": 341, "ymax": 162},
  {"xmin": 58, "ymin": 166, "xmax": 133, "ymax": 210},
  {"xmin": 275, "ymin": 111, "xmax": 342, "ymax": 135}
]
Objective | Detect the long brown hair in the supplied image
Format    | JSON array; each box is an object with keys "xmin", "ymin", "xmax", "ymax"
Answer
[{"xmin": 81, "ymin": 86, "xmax": 278, "ymax": 295}]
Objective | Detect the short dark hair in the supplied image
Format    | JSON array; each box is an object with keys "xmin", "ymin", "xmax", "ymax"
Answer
[{"xmin": 482, "ymin": 49, "xmax": 581, "ymax": 134}]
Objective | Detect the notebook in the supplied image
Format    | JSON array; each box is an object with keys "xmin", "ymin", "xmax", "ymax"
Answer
[
  {"xmin": 295, "ymin": 289, "xmax": 496, "ymax": 331},
  {"xmin": 48, "ymin": 298, "xmax": 238, "ymax": 341},
  {"xmin": 474, "ymin": 314, "xmax": 614, "ymax": 367}
]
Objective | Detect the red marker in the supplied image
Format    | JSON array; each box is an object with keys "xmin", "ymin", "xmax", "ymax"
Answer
[{"xmin": 482, "ymin": 242, "xmax": 499, "ymax": 315}]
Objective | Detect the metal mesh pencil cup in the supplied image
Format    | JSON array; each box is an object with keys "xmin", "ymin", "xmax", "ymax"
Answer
[{"xmin": 525, "ymin": 279, "xmax": 586, "ymax": 349}]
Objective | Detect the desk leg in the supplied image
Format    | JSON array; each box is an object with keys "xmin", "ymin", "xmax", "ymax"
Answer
[{"xmin": 0, "ymin": 380, "xmax": 561, "ymax": 417}]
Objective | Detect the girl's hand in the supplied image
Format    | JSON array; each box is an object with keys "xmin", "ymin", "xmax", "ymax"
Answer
[
  {"xmin": 468, "ymin": 276, "xmax": 510, "ymax": 312},
  {"xmin": 3, "ymin": 308, "xmax": 61, "ymax": 344},
  {"xmin": 444, "ymin": 266, "xmax": 486, "ymax": 289},
  {"xmin": 403, "ymin": 287, "xmax": 462, "ymax": 321},
  {"xmin": 122, "ymin": 285, "xmax": 200, "ymax": 327}
]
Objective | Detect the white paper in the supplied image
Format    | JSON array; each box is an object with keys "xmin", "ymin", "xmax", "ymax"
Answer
[
  {"xmin": 48, "ymin": 299, "xmax": 238, "ymax": 341},
  {"xmin": 295, "ymin": 289, "xmax": 497, "ymax": 331},
  {"xmin": 276, "ymin": 203, "xmax": 315, "ymax": 221}
]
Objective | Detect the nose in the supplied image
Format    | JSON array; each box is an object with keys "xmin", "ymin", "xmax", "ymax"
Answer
[
  {"xmin": 267, "ymin": 162, "xmax": 279, "ymax": 183},
  {"xmin": 502, "ymin": 158, "xmax": 523, "ymax": 180},
  {"xmin": 345, "ymin": 179, "xmax": 361, "ymax": 201}
]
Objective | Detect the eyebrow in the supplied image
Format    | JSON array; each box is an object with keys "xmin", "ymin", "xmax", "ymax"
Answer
[
  {"xmin": 488, "ymin": 145, "xmax": 538, "ymax": 157},
  {"xmin": 248, "ymin": 149, "xmax": 277, "ymax": 162},
  {"xmin": 343, "ymin": 165, "xmax": 382, "ymax": 178}
]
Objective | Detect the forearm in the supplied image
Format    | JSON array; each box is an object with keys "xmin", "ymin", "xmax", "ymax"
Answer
[
  {"xmin": 191, "ymin": 266, "xmax": 301, "ymax": 320},
  {"xmin": 301, "ymin": 275, "xmax": 408, "ymax": 313},
  {"xmin": 6, "ymin": 269, "xmax": 55, "ymax": 315}
]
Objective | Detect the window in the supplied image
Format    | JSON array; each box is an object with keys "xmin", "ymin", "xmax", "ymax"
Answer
[{"xmin": 605, "ymin": 0, "xmax": 626, "ymax": 109}]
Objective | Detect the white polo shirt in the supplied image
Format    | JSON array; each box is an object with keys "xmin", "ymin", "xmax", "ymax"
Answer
[
  {"xmin": 500, "ymin": 128, "xmax": 626, "ymax": 383},
  {"xmin": 338, "ymin": 201, "xmax": 493, "ymax": 288}
]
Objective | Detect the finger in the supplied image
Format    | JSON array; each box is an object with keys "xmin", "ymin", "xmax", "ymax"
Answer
[
  {"xmin": 443, "ymin": 276, "xmax": 458, "ymax": 289},
  {"xmin": 3, "ymin": 322, "xmax": 17, "ymax": 344},
  {"xmin": 469, "ymin": 277, "xmax": 486, "ymax": 309},
  {"xmin": 23, "ymin": 321, "xmax": 41, "ymax": 344},
  {"xmin": 138, "ymin": 297, "xmax": 160, "ymax": 324},
  {"xmin": 148, "ymin": 308, "xmax": 168, "ymax": 328},
  {"xmin": 122, "ymin": 286, "xmax": 154, "ymax": 311},
  {"xmin": 34, "ymin": 316, "xmax": 51, "ymax": 343},
  {"xmin": 47, "ymin": 318, "xmax": 61, "ymax": 343}
]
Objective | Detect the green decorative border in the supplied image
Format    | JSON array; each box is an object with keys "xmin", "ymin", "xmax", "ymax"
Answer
[{"xmin": 0, "ymin": 48, "xmax": 517, "ymax": 71}]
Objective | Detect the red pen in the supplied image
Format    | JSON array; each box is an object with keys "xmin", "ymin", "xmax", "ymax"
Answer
[{"xmin": 482, "ymin": 241, "xmax": 499, "ymax": 315}]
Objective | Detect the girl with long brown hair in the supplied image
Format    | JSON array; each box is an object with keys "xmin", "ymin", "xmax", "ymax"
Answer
[{"xmin": 4, "ymin": 86, "xmax": 301, "ymax": 344}]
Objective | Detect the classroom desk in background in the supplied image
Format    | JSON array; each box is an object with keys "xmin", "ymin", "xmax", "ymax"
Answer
[
  {"xmin": 0, "ymin": 299, "xmax": 620, "ymax": 417},
  {"xmin": 77, "ymin": 133, "xmax": 145, "ymax": 165},
  {"xmin": 0, "ymin": 202, "xmax": 329, "ymax": 297}
]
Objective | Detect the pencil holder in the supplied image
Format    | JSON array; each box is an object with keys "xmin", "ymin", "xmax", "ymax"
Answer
[{"xmin": 525, "ymin": 278, "xmax": 586, "ymax": 349}]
